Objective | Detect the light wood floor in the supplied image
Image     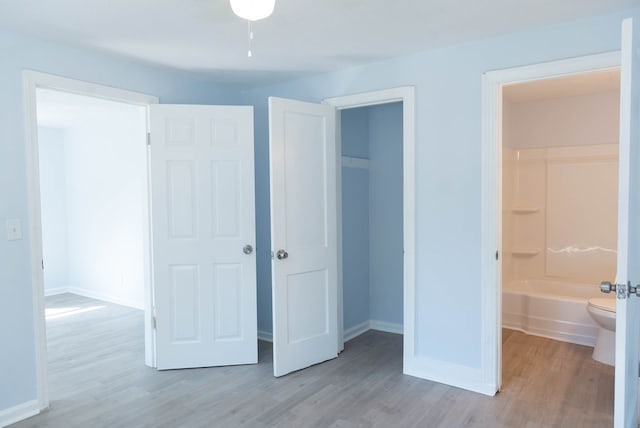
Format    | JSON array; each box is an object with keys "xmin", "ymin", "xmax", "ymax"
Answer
[{"xmin": 12, "ymin": 294, "xmax": 614, "ymax": 427}]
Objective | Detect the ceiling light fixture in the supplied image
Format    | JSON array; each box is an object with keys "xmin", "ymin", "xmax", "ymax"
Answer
[
  {"xmin": 229, "ymin": 0, "xmax": 276, "ymax": 58},
  {"xmin": 229, "ymin": 0, "xmax": 275, "ymax": 21}
]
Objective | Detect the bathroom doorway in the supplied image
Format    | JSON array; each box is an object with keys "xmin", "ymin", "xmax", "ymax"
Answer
[
  {"xmin": 499, "ymin": 68, "xmax": 620, "ymax": 388},
  {"xmin": 339, "ymin": 102, "xmax": 404, "ymax": 344}
]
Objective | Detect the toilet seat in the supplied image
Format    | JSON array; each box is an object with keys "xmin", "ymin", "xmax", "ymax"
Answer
[{"xmin": 588, "ymin": 298, "xmax": 616, "ymax": 313}]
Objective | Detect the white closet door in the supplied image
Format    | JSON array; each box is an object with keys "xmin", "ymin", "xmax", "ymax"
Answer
[{"xmin": 268, "ymin": 96, "xmax": 339, "ymax": 377}]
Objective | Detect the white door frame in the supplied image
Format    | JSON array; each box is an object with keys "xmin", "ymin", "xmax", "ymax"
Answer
[
  {"xmin": 323, "ymin": 86, "xmax": 416, "ymax": 364},
  {"xmin": 480, "ymin": 52, "xmax": 621, "ymax": 392},
  {"xmin": 22, "ymin": 70, "xmax": 158, "ymax": 412}
]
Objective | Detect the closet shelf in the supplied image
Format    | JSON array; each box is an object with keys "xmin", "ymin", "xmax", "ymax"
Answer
[
  {"xmin": 512, "ymin": 207, "xmax": 539, "ymax": 214},
  {"xmin": 511, "ymin": 248, "xmax": 540, "ymax": 256}
]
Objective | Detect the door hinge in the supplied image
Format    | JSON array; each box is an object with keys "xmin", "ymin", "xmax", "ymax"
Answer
[
  {"xmin": 152, "ymin": 316, "xmax": 157, "ymax": 329},
  {"xmin": 41, "ymin": 259, "xmax": 44, "ymax": 270},
  {"xmin": 146, "ymin": 132, "xmax": 151, "ymax": 146},
  {"xmin": 614, "ymin": 281, "xmax": 640, "ymax": 300},
  {"xmin": 495, "ymin": 251, "xmax": 499, "ymax": 261}
]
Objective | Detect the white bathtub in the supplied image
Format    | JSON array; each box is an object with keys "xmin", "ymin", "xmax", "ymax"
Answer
[{"xmin": 502, "ymin": 280, "xmax": 610, "ymax": 346}]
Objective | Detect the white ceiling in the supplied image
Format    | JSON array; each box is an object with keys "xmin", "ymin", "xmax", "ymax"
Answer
[
  {"xmin": 503, "ymin": 68, "xmax": 621, "ymax": 103},
  {"xmin": 1, "ymin": 0, "xmax": 638, "ymax": 86}
]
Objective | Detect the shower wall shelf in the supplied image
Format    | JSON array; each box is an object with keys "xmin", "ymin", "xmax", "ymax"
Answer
[
  {"xmin": 511, "ymin": 248, "xmax": 540, "ymax": 256},
  {"xmin": 512, "ymin": 207, "xmax": 539, "ymax": 214}
]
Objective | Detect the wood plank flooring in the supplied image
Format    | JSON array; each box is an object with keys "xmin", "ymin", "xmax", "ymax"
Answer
[{"xmin": 12, "ymin": 294, "xmax": 614, "ymax": 427}]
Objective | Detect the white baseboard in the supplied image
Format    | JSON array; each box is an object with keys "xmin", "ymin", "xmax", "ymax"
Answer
[
  {"xmin": 344, "ymin": 320, "xmax": 404, "ymax": 342},
  {"xmin": 404, "ymin": 357, "xmax": 497, "ymax": 396},
  {"xmin": 0, "ymin": 400, "xmax": 39, "ymax": 428},
  {"xmin": 258, "ymin": 330, "xmax": 273, "ymax": 342},
  {"xmin": 43, "ymin": 286, "xmax": 70, "ymax": 296},
  {"xmin": 258, "ymin": 320, "xmax": 404, "ymax": 345},
  {"xmin": 44, "ymin": 287, "xmax": 144, "ymax": 310},
  {"xmin": 370, "ymin": 320, "xmax": 403, "ymax": 335},
  {"xmin": 344, "ymin": 321, "xmax": 371, "ymax": 342}
]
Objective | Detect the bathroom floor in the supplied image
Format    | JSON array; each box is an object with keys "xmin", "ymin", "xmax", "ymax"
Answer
[{"xmin": 501, "ymin": 328, "xmax": 615, "ymax": 426}]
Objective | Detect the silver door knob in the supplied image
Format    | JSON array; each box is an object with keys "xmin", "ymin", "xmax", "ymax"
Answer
[
  {"xmin": 600, "ymin": 281, "xmax": 616, "ymax": 293},
  {"xmin": 276, "ymin": 249, "xmax": 288, "ymax": 260},
  {"xmin": 243, "ymin": 244, "xmax": 253, "ymax": 255}
]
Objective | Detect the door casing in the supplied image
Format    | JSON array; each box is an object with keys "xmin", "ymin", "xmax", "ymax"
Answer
[
  {"xmin": 323, "ymin": 86, "xmax": 416, "ymax": 368},
  {"xmin": 480, "ymin": 52, "xmax": 621, "ymax": 394},
  {"xmin": 23, "ymin": 70, "xmax": 158, "ymax": 412}
]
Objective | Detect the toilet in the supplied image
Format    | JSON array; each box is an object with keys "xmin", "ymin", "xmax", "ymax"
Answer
[{"xmin": 587, "ymin": 297, "xmax": 616, "ymax": 366}]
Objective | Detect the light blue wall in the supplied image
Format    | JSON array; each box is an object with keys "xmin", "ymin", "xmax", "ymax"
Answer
[
  {"xmin": 341, "ymin": 168, "xmax": 370, "ymax": 330},
  {"xmin": 0, "ymin": 31, "xmax": 240, "ymax": 413},
  {"xmin": 341, "ymin": 104, "xmax": 403, "ymax": 332},
  {"xmin": 368, "ymin": 103, "xmax": 403, "ymax": 325},
  {"xmin": 3, "ymin": 6, "xmax": 640, "ymax": 417},
  {"xmin": 341, "ymin": 108, "xmax": 370, "ymax": 158},
  {"xmin": 341, "ymin": 109, "xmax": 370, "ymax": 331},
  {"xmin": 241, "ymin": 8, "xmax": 639, "ymax": 368}
]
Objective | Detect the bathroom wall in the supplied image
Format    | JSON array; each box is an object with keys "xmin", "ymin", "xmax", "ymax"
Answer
[
  {"xmin": 502, "ymin": 90, "xmax": 619, "ymax": 288},
  {"xmin": 341, "ymin": 103, "xmax": 403, "ymax": 334}
]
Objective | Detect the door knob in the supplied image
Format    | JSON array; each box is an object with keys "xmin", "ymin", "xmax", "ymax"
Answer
[
  {"xmin": 243, "ymin": 244, "xmax": 253, "ymax": 255},
  {"xmin": 600, "ymin": 281, "xmax": 640, "ymax": 299},
  {"xmin": 600, "ymin": 281, "xmax": 616, "ymax": 293},
  {"xmin": 276, "ymin": 249, "xmax": 288, "ymax": 260}
]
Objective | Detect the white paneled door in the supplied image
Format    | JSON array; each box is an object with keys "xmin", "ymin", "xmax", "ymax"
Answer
[
  {"xmin": 268, "ymin": 97, "xmax": 338, "ymax": 377},
  {"xmin": 150, "ymin": 105, "xmax": 257, "ymax": 370},
  {"xmin": 614, "ymin": 17, "xmax": 640, "ymax": 428}
]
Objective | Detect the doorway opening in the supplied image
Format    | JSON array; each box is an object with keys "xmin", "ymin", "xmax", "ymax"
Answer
[
  {"xmin": 339, "ymin": 102, "xmax": 404, "ymax": 344},
  {"xmin": 36, "ymin": 87, "xmax": 149, "ymax": 404},
  {"xmin": 37, "ymin": 88, "xmax": 148, "ymax": 308},
  {"xmin": 323, "ymin": 86, "xmax": 418, "ymax": 375},
  {"xmin": 499, "ymin": 69, "xmax": 620, "ymax": 391},
  {"xmin": 24, "ymin": 71, "xmax": 158, "ymax": 410},
  {"xmin": 480, "ymin": 52, "xmax": 622, "ymax": 395}
]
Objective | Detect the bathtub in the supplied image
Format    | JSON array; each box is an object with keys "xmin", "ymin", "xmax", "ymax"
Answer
[{"xmin": 502, "ymin": 279, "xmax": 609, "ymax": 347}]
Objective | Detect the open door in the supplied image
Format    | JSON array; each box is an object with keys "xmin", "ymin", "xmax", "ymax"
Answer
[
  {"xmin": 612, "ymin": 17, "xmax": 640, "ymax": 428},
  {"xmin": 150, "ymin": 104, "xmax": 257, "ymax": 370},
  {"xmin": 268, "ymin": 97, "xmax": 339, "ymax": 377}
]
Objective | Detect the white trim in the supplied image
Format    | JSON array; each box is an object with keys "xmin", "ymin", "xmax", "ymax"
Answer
[
  {"xmin": 341, "ymin": 156, "xmax": 370, "ymax": 169},
  {"xmin": 0, "ymin": 400, "xmax": 39, "ymax": 428},
  {"xmin": 480, "ymin": 52, "xmax": 621, "ymax": 395},
  {"xmin": 43, "ymin": 287, "xmax": 69, "ymax": 297},
  {"xmin": 404, "ymin": 357, "xmax": 496, "ymax": 396},
  {"xmin": 369, "ymin": 320, "xmax": 403, "ymax": 335},
  {"xmin": 23, "ymin": 70, "xmax": 159, "ymax": 418},
  {"xmin": 343, "ymin": 321, "xmax": 371, "ymax": 342},
  {"xmin": 323, "ymin": 86, "xmax": 416, "ymax": 377},
  {"xmin": 335, "ymin": 110, "xmax": 345, "ymax": 354},
  {"xmin": 343, "ymin": 320, "xmax": 404, "ymax": 342},
  {"xmin": 258, "ymin": 330, "xmax": 273, "ymax": 342}
]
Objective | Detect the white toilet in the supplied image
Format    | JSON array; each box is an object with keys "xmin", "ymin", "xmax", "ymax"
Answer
[{"xmin": 587, "ymin": 297, "xmax": 616, "ymax": 366}]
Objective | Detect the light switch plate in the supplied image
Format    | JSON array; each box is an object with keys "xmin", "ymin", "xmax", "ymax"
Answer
[{"xmin": 6, "ymin": 219, "xmax": 22, "ymax": 241}]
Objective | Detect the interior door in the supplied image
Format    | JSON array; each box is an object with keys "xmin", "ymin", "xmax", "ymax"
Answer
[
  {"xmin": 268, "ymin": 97, "xmax": 338, "ymax": 377},
  {"xmin": 613, "ymin": 17, "xmax": 640, "ymax": 428},
  {"xmin": 150, "ymin": 104, "xmax": 257, "ymax": 370}
]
